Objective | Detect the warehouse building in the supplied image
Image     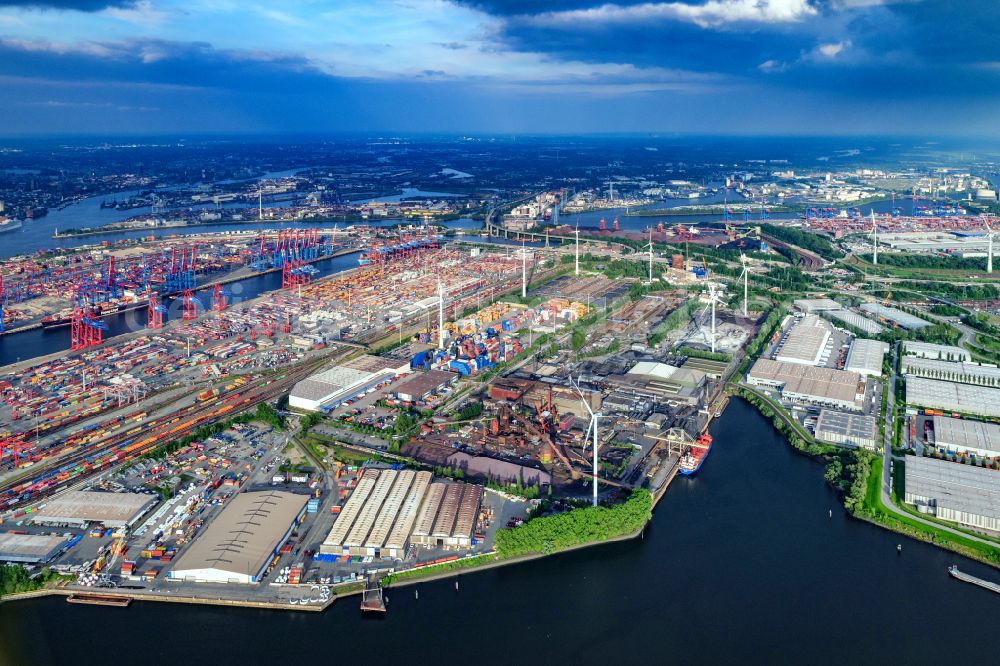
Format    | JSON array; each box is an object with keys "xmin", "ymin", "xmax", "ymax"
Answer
[
  {"xmin": 627, "ymin": 361, "xmax": 707, "ymax": 388},
  {"xmin": 822, "ymin": 309, "xmax": 885, "ymax": 336},
  {"xmin": 845, "ymin": 339, "xmax": 889, "ymax": 378},
  {"xmin": 392, "ymin": 369, "xmax": 458, "ymax": 403},
  {"xmin": 604, "ymin": 361, "xmax": 706, "ymax": 407},
  {"xmin": 681, "ymin": 356, "xmax": 730, "ymax": 379},
  {"xmin": 814, "ymin": 410, "xmax": 878, "ymax": 450},
  {"xmin": 793, "ymin": 298, "xmax": 841, "ymax": 314},
  {"xmin": 0, "ymin": 533, "xmax": 76, "ymax": 564},
  {"xmin": 343, "ymin": 353, "xmax": 412, "ymax": 376},
  {"xmin": 774, "ymin": 315, "xmax": 832, "ymax": 366},
  {"xmin": 319, "ymin": 469, "xmax": 482, "ymax": 558},
  {"xmin": 859, "ymin": 304, "xmax": 930, "ymax": 330},
  {"xmin": 32, "ymin": 491, "xmax": 156, "ymax": 528},
  {"xmin": 412, "ymin": 482, "xmax": 482, "ymax": 548},
  {"xmin": 289, "ymin": 357, "xmax": 401, "ymax": 412},
  {"xmin": 904, "ymin": 456, "xmax": 1000, "ymax": 532},
  {"xmin": 168, "ymin": 490, "xmax": 307, "ymax": 585},
  {"xmin": 901, "ymin": 356, "xmax": 1000, "ymax": 387},
  {"xmin": 748, "ymin": 358, "xmax": 865, "ymax": 411},
  {"xmin": 902, "ymin": 341, "xmax": 970, "ymax": 362},
  {"xmin": 931, "ymin": 416, "xmax": 1000, "ymax": 459},
  {"xmin": 905, "ymin": 376, "xmax": 1000, "ymax": 418}
]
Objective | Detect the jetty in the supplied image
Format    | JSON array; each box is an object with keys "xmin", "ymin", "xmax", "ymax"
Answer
[
  {"xmin": 360, "ymin": 576, "xmax": 386, "ymax": 613},
  {"xmin": 948, "ymin": 566, "xmax": 1000, "ymax": 594}
]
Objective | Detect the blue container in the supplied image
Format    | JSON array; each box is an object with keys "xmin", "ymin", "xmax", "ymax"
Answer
[{"xmin": 411, "ymin": 351, "xmax": 428, "ymax": 369}]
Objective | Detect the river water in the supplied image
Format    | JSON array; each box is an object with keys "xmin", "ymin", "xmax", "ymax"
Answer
[{"xmin": 1, "ymin": 398, "xmax": 995, "ymax": 665}]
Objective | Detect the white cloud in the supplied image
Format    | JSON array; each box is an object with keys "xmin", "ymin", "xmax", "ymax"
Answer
[
  {"xmin": 102, "ymin": 0, "xmax": 171, "ymax": 28},
  {"xmin": 0, "ymin": 0, "xmax": 739, "ymax": 94},
  {"xmin": 758, "ymin": 59, "xmax": 788, "ymax": 73},
  {"xmin": 815, "ymin": 40, "xmax": 851, "ymax": 59},
  {"xmin": 525, "ymin": 0, "xmax": 818, "ymax": 29}
]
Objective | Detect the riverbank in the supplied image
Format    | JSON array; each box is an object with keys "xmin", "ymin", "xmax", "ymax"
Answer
[
  {"xmin": 0, "ymin": 581, "xmax": 365, "ymax": 613},
  {"xmin": 734, "ymin": 385, "xmax": 1000, "ymax": 568},
  {"xmin": 53, "ymin": 214, "xmax": 466, "ymax": 239},
  {"xmin": 626, "ymin": 204, "xmax": 802, "ymax": 216}
]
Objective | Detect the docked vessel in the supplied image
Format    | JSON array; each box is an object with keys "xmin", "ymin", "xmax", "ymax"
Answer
[
  {"xmin": 0, "ymin": 217, "xmax": 22, "ymax": 233},
  {"xmin": 42, "ymin": 298, "xmax": 149, "ymax": 329},
  {"xmin": 679, "ymin": 433, "xmax": 713, "ymax": 476},
  {"xmin": 358, "ymin": 237, "xmax": 439, "ymax": 265}
]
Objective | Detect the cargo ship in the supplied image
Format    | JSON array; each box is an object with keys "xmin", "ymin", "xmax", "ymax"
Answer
[
  {"xmin": 358, "ymin": 237, "xmax": 440, "ymax": 265},
  {"xmin": 42, "ymin": 297, "xmax": 149, "ymax": 329},
  {"xmin": 679, "ymin": 433, "xmax": 713, "ymax": 476}
]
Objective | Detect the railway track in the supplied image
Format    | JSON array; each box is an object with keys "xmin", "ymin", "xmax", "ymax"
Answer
[{"xmin": 0, "ymin": 357, "xmax": 328, "ymax": 513}]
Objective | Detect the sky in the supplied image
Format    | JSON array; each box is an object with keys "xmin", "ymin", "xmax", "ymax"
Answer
[{"xmin": 0, "ymin": 0, "xmax": 998, "ymax": 136}]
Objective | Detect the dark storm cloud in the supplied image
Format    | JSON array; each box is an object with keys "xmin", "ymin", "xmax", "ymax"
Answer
[
  {"xmin": 0, "ymin": 38, "xmax": 329, "ymax": 92},
  {"xmin": 468, "ymin": 0, "xmax": 1000, "ymax": 100}
]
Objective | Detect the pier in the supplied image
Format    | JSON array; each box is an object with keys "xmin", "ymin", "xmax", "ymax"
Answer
[
  {"xmin": 948, "ymin": 566, "xmax": 1000, "ymax": 594},
  {"xmin": 360, "ymin": 577, "xmax": 386, "ymax": 613}
]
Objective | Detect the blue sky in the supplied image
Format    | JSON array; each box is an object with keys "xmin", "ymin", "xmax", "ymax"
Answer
[{"xmin": 0, "ymin": 0, "xmax": 997, "ymax": 136}]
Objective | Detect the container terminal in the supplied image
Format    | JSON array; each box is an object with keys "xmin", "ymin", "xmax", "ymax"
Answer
[
  {"xmin": 0, "ymin": 225, "xmax": 437, "ymax": 335},
  {"xmin": 0, "ymin": 221, "xmax": 758, "ymax": 612}
]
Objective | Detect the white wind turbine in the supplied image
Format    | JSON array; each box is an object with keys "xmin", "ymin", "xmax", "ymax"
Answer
[
  {"xmin": 706, "ymin": 284, "xmax": 721, "ymax": 354},
  {"xmin": 571, "ymin": 375, "xmax": 601, "ymax": 508},
  {"xmin": 985, "ymin": 220, "xmax": 994, "ymax": 274},
  {"xmin": 575, "ymin": 223, "xmax": 580, "ymax": 276},
  {"xmin": 869, "ymin": 210, "xmax": 878, "ymax": 265},
  {"xmin": 643, "ymin": 228, "xmax": 654, "ymax": 283},
  {"xmin": 738, "ymin": 253, "xmax": 749, "ymax": 318},
  {"xmin": 521, "ymin": 240, "xmax": 529, "ymax": 298}
]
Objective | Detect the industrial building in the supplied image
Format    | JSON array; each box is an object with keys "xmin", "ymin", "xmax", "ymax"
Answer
[
  {"xmin": 901, "ymin": 356, "xmax": 1000, "ymax": 387},
  {"xmin": 905, "ymin": 376, "xmax": 1000, "ymax": 418},
  {"xmin": 411, "ymin": 482, "xmax": 482, "ymax": 548},
  {"xmin": 904, "ymin": 456, "xmax": 1000, "ymax": 532},
  {"xmin": 32, "ymin": 491, "xmax": 156, "ymax": 528},
  {"xmin": 167, "ymin": 490, "xmax": 308, "ymax": 584},
  {"xmin": 793, "ymin": 298, "xmax": 841, "ymax": 314},
  {"xmin": 822, "ymin": 309, "xmax": 885, "ymax": 336},
  {"xmin": 814, "ymin": 409, "xmax": 878, "ymax": 450},
  {"xmin": 392, "ymin": 369, "xmax": 457, "ymax": 403},
  {"xmin": 604, "ymin": 361, "xmax": 706, "ymax": 407},
  {"xmin": 289, "ymin": 355, "xmax": 404, "ymax": 412},
  {"xmin": 0, "ymin": 532, "xmax": 75, "ymax": 564},
  {"xmin": 882, "ymin": 231, "xmax": 993, "ymax": 255},
  {"xmin": 681, "ymin": 356, "xmax": 729, "ymax": 379},
  {"xmin": 931, "ymin": 416, "xmax": 1000, "ymax": 459},
  {"xmin": 319, "ymin": 469, "xmax": 482, "ymax": 558},
  {"xmin": 859, "ymin": 304, "xmax": 930, "ymax": 330},
  {"xmin": 774, "ymin": 315, "xmax": 833, "ymax": 366},
  {"xmin": 902, "ymin": 341, "xmax": 971, "ymax": 362},
  {"xmin": 748, "ymin": 358, "xmax": 864, "ymax": 411},
  {"xmin": 845, "ymin": 339, "xmax": 889, "ymax": 378}
]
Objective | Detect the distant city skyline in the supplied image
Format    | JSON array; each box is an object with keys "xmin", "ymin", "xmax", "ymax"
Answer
[{"xmin": 0, "ymin": 0, "xmax": 997, "ymax": 136}]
